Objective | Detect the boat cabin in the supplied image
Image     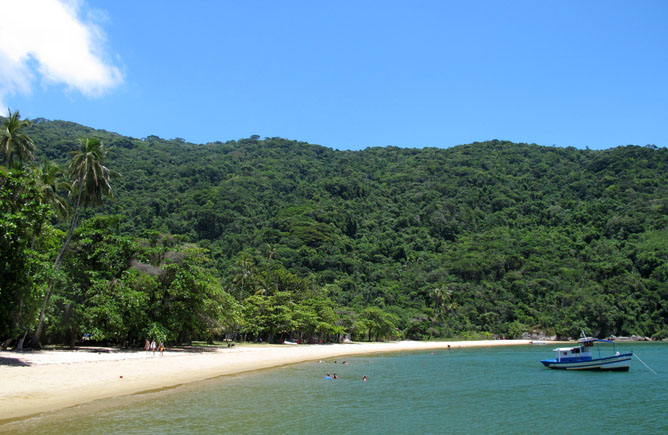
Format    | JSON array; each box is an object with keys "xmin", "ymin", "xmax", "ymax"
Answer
[
  {"xmin": 553, "ymin": 337, "xmax": 599, "ymax": 362},
  {"xmin": 553, "ymin": 345, "xmax": 593, "ymax": 362}
]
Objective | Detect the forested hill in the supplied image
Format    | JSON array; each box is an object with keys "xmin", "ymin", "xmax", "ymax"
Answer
[{"xmin": 27, "ymin": 119, "xmax": 668, "ymax": 339}]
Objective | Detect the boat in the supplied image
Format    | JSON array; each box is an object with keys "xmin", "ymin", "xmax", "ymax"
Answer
[{"xmin": 540, "ymin": 334, "xmax": 632, "ymax": 371}]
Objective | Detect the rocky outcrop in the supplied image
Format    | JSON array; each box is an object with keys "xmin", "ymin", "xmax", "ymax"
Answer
[
  {"xmin": 606, "ymin": 335, "xmax": 652, "ymax": 341},
  {"xmin": 521, "ymin": 331, "xmax": 557, "ymax": 341}
]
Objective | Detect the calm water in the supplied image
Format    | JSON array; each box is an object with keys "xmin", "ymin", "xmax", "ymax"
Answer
[{"xmin": 4, "ymin": 343, "xmax": 668, "ymax": 434}]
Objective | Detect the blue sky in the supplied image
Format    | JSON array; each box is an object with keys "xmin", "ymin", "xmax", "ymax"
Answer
[{"xmin": 1, "ymin": 1, "xmax": 666, "ymax": 150}]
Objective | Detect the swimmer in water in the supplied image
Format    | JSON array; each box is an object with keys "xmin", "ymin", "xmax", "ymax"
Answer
[
  {"xmin": 324, "ymin": 373, "xmax": 332, "ymax": 380},
  {"xmin": 362, "ymin": 375, "xmax": 367, "ymax": 382}
]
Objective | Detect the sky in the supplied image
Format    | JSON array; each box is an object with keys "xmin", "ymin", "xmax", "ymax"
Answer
[{"xmin": 0, "ymin": 1, "xmax": 666, "ymax": 151}]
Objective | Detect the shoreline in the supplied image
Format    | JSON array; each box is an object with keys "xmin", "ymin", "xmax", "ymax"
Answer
[{"xmin": 1, "ymin": 340, "xmax": 531, "ymax": 422}]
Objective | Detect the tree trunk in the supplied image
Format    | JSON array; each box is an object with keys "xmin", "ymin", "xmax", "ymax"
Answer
[
  {"xmin": 32, "ymin": 192, "xmax": 83, "ymax": 348},
  {"xmin": 2, "ymin": 299, "xmax": 26, "ymax": 350},
  {"xmin": 69, "ymin": 330, "xmax": 77, "ymax": 350}
]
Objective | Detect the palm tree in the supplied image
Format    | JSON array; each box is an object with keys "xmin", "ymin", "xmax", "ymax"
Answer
[
  {"xmin": 430, "ymin": 284, "xmax": 456, "ymax": 321},
  {"xmin": 53, "ymin": 136, "xmax": 117, "ymax": 267},
  {"xmin": 1, "ymin": 109, "xmax": 35, "ymax": 167},
  {"xmin": 32, "ymin": 137, "xmax": 118, "ymax": 347},
  {"xmin": 232, "ymin": 255, "xmax": 254, "ymax": 301},
  {"xmin": 24, "ymin": 159, "xmax": 72, "ymax": 253},
  {"xmin": 35, "ymin": 159, "xmax": 71, "ymax": 221},
  {"xmin": 430, "ymin": 286, "xmax": 445, "ymax": 322}
]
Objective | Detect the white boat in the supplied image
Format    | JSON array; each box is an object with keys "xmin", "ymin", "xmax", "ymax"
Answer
[{"xmin": 540, "ymin": 335, "xmax": 632, "ymax": 371}]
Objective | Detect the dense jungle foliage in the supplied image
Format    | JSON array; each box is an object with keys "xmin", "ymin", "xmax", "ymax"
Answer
[{"xmin": 2, "ymin": 115, "xmax": 667, "ymax": 348}]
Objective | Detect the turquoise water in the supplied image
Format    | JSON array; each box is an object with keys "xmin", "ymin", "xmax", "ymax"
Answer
[{"xmin": 5, "ymin": 343, "xmax": 668, "ymax": 434}]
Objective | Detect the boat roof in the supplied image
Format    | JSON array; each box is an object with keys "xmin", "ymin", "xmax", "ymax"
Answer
[
  {"xmin": 553, "ymin": 345, "xmax": 591, "ymax": 351},
  {"xmin": 577, "ymin": 337, "xmax": 615, "ymax": 344},
  {"xmin": 553, "ymin": 337, "xmax": 616, "ymax": 351}
]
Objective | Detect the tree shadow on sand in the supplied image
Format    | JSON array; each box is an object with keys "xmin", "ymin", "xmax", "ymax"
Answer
[
  {"xmin": 0, "ymin": 355, "xmax": 32, "ymax": 367},
  {"xmin": 163, "ymin": 345, "xmax": 227, "ymax": 354},
  {"xmin": 0, "ymin": 345, "xmax": 225, "ymax": 366}
]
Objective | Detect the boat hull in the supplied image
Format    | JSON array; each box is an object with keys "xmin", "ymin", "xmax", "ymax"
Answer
[{"xmin": 541, "ymin": 352, "xmax": 633, "ymax": 371}]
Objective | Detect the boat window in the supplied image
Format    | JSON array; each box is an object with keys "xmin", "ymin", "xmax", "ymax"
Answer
[{"xmin": 573, "ymin": 348, "xmax": 580, "ymax": 354}]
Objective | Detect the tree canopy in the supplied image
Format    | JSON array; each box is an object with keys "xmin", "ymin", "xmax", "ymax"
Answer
[{"xmin": 1, "ymin": 116, "xmax": 667, "ymax": 348}]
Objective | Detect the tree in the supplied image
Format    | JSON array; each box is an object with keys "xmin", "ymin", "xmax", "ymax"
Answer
[
  {"xmin": 32, "ymin": 137, "xmax": 118, "ymax": 347},
  {"xmin": 30, "ymin": 159, "xmax": 71, "ymax": 249},
  {"xmin": 158, "ymin": 246, "xmax": 239, "ymax": 344},
  {"xmin": 358, "ymin": 307, "xmax": 400, "ymax": 341},
  {"xmin": 430, "ymin": 283, "xmax": 458, "ymax": 335},
  {"xmin": 54, "ymin": 136, "xmax": 117, "ymax": 269},
  {"xmin": 231, "ymin": 254, "xmax": 254, "ymax": 301},
  {"xmin": 1, "ymin": 110, "xmax": 35, "ymax": 167},
  {"xmin": 35, "ymin": 159, "xmax": 70, "ymax": 220},
  {"xmin": 0, "ymin": 168, "xmax": 50, "ymax": 348}
]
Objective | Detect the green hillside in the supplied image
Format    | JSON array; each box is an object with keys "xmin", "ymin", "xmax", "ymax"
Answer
[{"xmin": 3, "ymin": 117, "xmax": 668, "ymax": 347}]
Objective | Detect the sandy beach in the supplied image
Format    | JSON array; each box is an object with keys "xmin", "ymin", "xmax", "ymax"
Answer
[{"xmin": 1, "ymin": 339, "xmax": 530, "ymax": 422}]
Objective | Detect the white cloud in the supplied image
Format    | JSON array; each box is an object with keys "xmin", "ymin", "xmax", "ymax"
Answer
[{"xmin": 0, "ymin": 0, "xmax": 123, "ymax": 111}]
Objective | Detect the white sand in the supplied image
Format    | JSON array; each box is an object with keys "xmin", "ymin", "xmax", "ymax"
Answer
[{"xmin": 0, "ymin": 340, "xmax": 530, "ymax": 421}]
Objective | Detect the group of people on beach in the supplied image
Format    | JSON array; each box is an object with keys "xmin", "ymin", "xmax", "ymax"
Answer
[{"xmin": 144, "ymin": 339, "xmax": 164, "ymax": 356}]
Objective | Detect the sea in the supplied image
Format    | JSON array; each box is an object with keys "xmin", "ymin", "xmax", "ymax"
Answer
[{"xmin": 3, "ymin": 342, "xmax": 668, "ymax": 434}]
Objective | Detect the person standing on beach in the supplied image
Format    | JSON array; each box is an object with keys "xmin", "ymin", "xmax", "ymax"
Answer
[
  {"xmin": 144, "ymin": 339, "xmax": 150, "ymax": 353},
  {"xmin": 158, "ymin": 341, "xmax": 164, "ymax": 357},
  {"xmin": 150, "ymin": 339, "xmax": 156, "ymax": 355}
]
